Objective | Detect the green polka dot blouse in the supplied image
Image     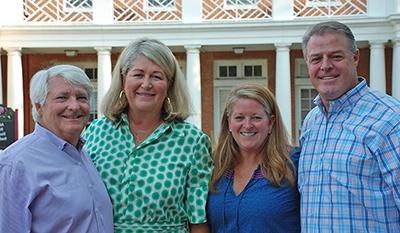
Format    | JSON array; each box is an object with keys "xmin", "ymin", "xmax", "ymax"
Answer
[{"xmin": 82, "ymin": 114, "xmax": 213, "ymax": 232}]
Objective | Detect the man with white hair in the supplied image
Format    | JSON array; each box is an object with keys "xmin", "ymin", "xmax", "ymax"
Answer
[{"xmin": 0, "ymin": 64, "xmax": 113, "ymax": 233}]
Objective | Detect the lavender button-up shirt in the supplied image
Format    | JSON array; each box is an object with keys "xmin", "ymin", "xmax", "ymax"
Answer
[{"xmin": 0, "ymin": 123, "xmax": 113, "ymax": 233}]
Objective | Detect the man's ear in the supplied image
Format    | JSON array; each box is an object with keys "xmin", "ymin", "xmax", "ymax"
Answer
[
  {"xmin": 353, "ymin": 49, "xmax": 360, "ymax": 67},
  {"xmin": 35, "ymin": 103, "xmax": 43, "ymax": 118}
]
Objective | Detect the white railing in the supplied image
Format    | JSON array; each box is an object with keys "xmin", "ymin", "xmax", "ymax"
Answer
[
  {"xmin": 113, "ymin": 0, "xmax": 182, "ymax": 22},
  {"xmin": 23, "ymin": 0, "xmax": 93, "ymax": 23},
  {"xmin": 203, "ymin": 0, "xmax": 272, "ymax": 21},
  {"xmin": 293, "ymin": 0, "xmax": 367, "ymax": 17},
  {"xmin": 20, "ymin": 0, "xmax": 368, "ymax": 24}
]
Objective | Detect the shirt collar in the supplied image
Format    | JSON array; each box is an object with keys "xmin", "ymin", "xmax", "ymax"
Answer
[
  {"xmin": 314, "ymin": 77, "xmax": 368, "ymax": 114},
  {"xmin": 116, "ymin": 113, "xmax": 185, "ymax": 148},
  {"xmin": 224, "ymin": 165, "xmax": 263, "ymax": 180},
  {"xmin": 34, "ymin": 123, "xmax": 85, "ymax": 151}
]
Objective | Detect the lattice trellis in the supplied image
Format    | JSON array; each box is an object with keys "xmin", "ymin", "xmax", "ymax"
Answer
[
  {"xmin": 23, "ymin": 0, "xmax": 93, "ymax": 23},
  {"xmin": 114, "ymin": 0, "xmax": 182, "ymax": 22},
  {"xmin": 293, "ymin": 0, "xmax": 367, "ymax": 17},
  {"xmin": 203, "ymin": 0, "xmax": 272, "ymax": 21}
]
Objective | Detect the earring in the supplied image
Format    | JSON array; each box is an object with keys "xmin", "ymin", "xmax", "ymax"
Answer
[
  {"xmin": 119, "ymin": 90, "xmax": 126, "ymax": 105},
  {"xmin": 165, "ymin": 97, "xmax": 174, "ymax": 113},
  {"xmin": 119, "ymin": 90, "xmax": 125, "ymax": 99}
]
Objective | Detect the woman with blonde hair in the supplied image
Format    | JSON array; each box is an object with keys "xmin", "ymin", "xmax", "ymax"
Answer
[
  {"xmin": 83, "ymin": 38, "xmax": 212, "ymax": 232},
  {"xmin": 207, "ymin": 84, "xmax": 300, "ymax": 233}
]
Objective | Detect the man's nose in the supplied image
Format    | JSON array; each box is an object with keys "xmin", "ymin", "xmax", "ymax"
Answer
[
  {"xmin": 67, "ymin": 98, "xmax": 80, "ymax": 110},
  {"xmin": 320, "ymin": 57, "xmax": 333, "ymax": 71}
]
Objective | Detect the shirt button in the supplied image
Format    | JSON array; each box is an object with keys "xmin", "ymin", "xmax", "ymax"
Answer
[{"xmin": 88, "ymin": 184, "xmax": 93, "ymax": 189}]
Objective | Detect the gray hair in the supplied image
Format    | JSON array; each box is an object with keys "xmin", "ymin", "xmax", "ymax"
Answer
[
  {"xmin": 29, "ymin": 64, "xmax": 93, "ymax": 122},
  {"xmin": 102, "ymin": 38, "xmax": 191, "ymax": 122},
  {"xmin": 302, "ymin": 21, "xmax": 357, "ymax": 60}
]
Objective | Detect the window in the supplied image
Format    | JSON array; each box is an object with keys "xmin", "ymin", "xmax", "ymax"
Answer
[
  {"xmin": 84, "ymin": 68, "xmax": 97, "ymax": 81},
  {"xmin": 294, "ymin": 59, "xmax": 317, "ymax": 143},
  {"xmin": 219, "ymin": 65, "xmax": 238, "ymax": 78},
  {"xmin": 215, "ymin": 60, "xmax": 266, "ymax": 80},
  {"xmin": 64, "ymin": 0, "xmax": 92, "ymax": 10},
  {"xmin": 83, "ymin": 67, "xmax": 98, "ymax": 121},
  {"xmin": 306, "ymin": 0, "xmax": 341, "ymax": 7},
  {"xmin": 244, "ymin": 65, "xmax": 262, "ymax": 77},
  {"xmin": 295, "ymin": 59, "xmax": 309, "ymax": 79},
  {"xmin": 300, "ymin": 88, "xmax": 318, "ymax": 125},
  {"xmin": 226, "ymin": 0, "xmax": 256, "ymax": 7},
  {"xmin": 147, "ymin": 0, "xmax": 175, "ymax": 10}
]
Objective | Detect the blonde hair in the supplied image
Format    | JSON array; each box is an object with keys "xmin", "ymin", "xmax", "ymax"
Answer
[
  {"xmin": 102, "ymin": 38, "xmax": 191, "ymax": 122},
  {"xmin": 209, "ymin": 84, "xmax": 295, "ymax": 191}
]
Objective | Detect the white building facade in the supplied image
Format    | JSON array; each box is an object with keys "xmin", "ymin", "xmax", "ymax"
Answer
[{"xmin": 0, "ymin": 0, "xmax": 399, "ymax": 143}]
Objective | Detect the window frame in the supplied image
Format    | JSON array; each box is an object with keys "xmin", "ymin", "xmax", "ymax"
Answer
[{"xmin": 214, "ymin": 59, "xmax": 267, "ymax": 80}]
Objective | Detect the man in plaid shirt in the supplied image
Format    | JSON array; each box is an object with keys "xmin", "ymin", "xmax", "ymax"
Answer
[{"xmin": 298, "ymin": 20, "xmax": 400, "ymax": 232}]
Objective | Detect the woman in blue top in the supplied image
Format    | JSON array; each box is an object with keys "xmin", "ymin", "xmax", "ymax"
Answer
[{"xmin": 207, "ymin": 84, "xmax": 300, "ymax": 233}]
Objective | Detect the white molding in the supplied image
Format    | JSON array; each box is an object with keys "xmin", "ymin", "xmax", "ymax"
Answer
[{"xmin": 0, "ymin": 18, "xmax": 396, "ymax": 49}]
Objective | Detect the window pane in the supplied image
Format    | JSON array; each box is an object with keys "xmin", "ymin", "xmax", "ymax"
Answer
[
  {"xmin": 66, "ymin": 0, "xmax": 92, "ymax": 8},
  {"xmin": 228, "ymin": 66, "xmax": 237, "ymax": 77},
  {"xmin": 84, "ymin": 68, "xmax": 97, "ymax": 80},
  {"xmin": 219, "ymin": 66, "xmax": 227, "ymax": 77},
  {"xmin": 254, "ymin": 65, "xmax": 262, "ymax": 76},
  {"xmin": 301, "ymin": 99, "xmax": 310, "ymax": 109},
  {"xmin": 148, "ymin": 0, "xmax": 175, "ymax": 7},
  {"xmin": 227, "ymin": 0, "xmax": 256, "ymax": 5},
  {"xmin": 90, "ymin": 90, "xmax": 97, "ymax": 112},
  {"xmin": 85, "ymin": 68, "xmax": 94, "ymax": 80},
  {"xmin": 244, "ymin": 66, "xmax": 253, "ymax": 77}
]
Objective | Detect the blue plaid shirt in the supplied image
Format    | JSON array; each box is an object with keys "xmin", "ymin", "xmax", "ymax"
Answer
[{"xmin": 298, "ymin": 78, "xmax": 400, "ymax": 232}]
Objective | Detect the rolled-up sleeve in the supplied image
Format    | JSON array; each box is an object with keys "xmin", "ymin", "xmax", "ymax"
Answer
[
  {"xmin": 0, "ymin": 161, "xmax": 32, "ymax": 233},
  {"xmin": 185, "ymin": 133, "xmax": 213, "ymax": 224}
]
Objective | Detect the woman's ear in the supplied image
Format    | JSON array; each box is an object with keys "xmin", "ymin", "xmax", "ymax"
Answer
[{"xmin": 268, "ymin": 115, "xmax": 276, "ymax": 134}]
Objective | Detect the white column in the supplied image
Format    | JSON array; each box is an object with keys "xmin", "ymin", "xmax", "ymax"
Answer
[
  {"xmin": 272, "ymin": 0, "xmax": 293, "ymax": 20},
  {"xmin": 275, "ymin": 43, "xmax": 292, "ymax": 139},
  {"xmin": 393, "ymin": 40, "xmax": 400, "ymax": 99},
  {"xmin": 184, "ymin": 45, "xmax": 202, "ymax": 128},
  {"xmin": 95, "ymin": 47, "xmax": 112, "ymax": 118},
  {"xmin": 395, "ymin": 0, "xmax": 400, "ymax": 13},
  {"xmin": 369, "ymin": 41, "xmax": 386, "ymax": 93},
  {"xmin": 6, "ymin": 47, "xmax": 23, "ymax": 138},
  {"xmin": 182, "ymin": 0, "xmax": 202, "ymax": 23},
  {"xmin": 93, "ymin": 0, "xmax": 113, "ymax": 24}
]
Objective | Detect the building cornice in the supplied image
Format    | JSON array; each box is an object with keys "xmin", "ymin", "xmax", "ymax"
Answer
[{"xmin": 0, "ymin": 17, "xmax": 396, "ymax": 50}]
